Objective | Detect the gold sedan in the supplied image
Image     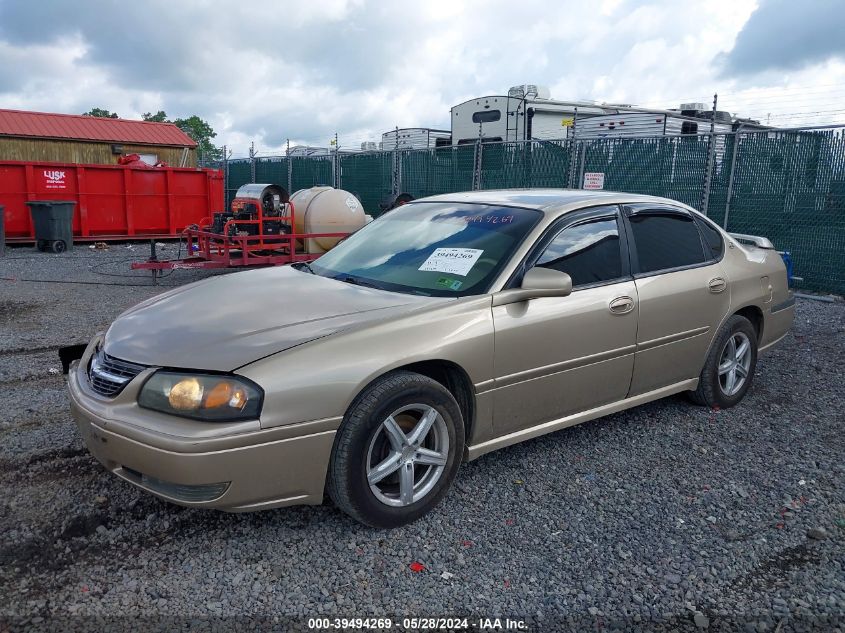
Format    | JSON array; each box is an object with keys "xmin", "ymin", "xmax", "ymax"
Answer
[{"xmin": 67, "ymin": 190, "xmax": 794, "ymax": 527}]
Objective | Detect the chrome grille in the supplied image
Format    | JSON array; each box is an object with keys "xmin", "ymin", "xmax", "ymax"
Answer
[{"xmin": 88, "ymin": 349, "xmax": 146, "ymax": 398}]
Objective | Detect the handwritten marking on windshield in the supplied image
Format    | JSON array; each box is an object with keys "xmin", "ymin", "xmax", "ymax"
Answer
[{"xmin": 463, "ymin": 215, "xmax": 516, "ymax": 224}]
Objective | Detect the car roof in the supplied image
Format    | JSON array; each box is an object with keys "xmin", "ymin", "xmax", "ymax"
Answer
[{"xmin": 417, "ymin": 189, "xmax": 690, "ymax": 213}]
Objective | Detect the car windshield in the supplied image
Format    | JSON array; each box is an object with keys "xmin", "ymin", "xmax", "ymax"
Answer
[{"xmin": 309, "ymin": 202, "xmax": 542, "ymax": 297}]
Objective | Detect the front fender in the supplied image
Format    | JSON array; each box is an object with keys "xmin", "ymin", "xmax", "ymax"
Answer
[{"xmin": 237, "ymin": 296, "xmax": 495, "ymax": 431}]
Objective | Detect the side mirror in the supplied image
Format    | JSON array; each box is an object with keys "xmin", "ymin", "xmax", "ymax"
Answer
[{"xmin": 492, "ymin": 267, "xmax": 573, "ymax": 306}]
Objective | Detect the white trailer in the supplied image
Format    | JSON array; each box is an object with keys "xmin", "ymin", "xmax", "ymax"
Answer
[
  {"xmin": 381, "ymin": 128, "xmax": 451, "ymax": 150},
  {"xmin": 288, "ymin": 145, "xmax": 331, "ymax": 157},
  {"xmin": 451, "ymin": 89, "xmax": 745, "ymax": 145},
  {"xmin": 450, "ymin": 85, "xmax": 607, "ymax": 145},
  {"xmin": 573, "ymin": 110, "xmax": 733, "ymax": 140}
]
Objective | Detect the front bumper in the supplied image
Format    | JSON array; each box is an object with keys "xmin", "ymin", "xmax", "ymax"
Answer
[{"xmin": 68, "ymin": 338, "xmax": 338, "ymax": 511}]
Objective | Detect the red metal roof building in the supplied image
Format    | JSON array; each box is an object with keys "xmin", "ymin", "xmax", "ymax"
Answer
[{"xmin": 0, "ymin": 108, "xmax": 198, "ymax": 167}]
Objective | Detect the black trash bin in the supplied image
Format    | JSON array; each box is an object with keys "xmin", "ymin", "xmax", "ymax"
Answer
[
  {"xmin": 0, "ymin": 205, "xmax": 5, "ymax": 258},
  {"xmin": 27, "ymin": 200, "xmax": 76, "ymax": 253}
]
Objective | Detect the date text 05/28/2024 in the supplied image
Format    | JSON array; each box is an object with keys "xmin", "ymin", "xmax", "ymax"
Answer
[{"xmin": 307, "ymin": 617, "xmax": 528, "ymax": 630}]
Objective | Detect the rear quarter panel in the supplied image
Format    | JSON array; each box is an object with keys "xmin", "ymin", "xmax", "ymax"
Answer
[{"xmin": 721, "ymin": 236, "xmax": 793, "ymax": 349}]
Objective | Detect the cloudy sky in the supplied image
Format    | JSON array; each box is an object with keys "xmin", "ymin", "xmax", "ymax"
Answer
[{"xmin": 1, "ymin": 0, "xmax": 844, "ymax": 156}]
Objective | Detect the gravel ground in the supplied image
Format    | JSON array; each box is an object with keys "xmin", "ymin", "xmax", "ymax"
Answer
[{"xmin": 0, "ymin": 244, "xmax": 843, "ymax": 632}]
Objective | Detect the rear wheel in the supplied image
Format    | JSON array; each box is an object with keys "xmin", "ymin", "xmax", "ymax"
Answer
[
  {"xmin": 50, "ymin": 240, "xmax": 67, "ymax": 254},
  {"xmin": 327, "ymin": 371, "xmax": 464, "ymax": 527},
  {"xmin": 690, "ymin": 314, "xmax": 758, "ymax": 408}
]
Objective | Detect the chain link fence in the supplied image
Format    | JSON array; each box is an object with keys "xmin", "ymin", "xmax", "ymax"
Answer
[
  {"xmin": 338, "ymin": 151, "xmax": 393, "ymax": 214},
  {"xmin": 211, "ymin": 126, "xmax": 845, "ymax": 294}
]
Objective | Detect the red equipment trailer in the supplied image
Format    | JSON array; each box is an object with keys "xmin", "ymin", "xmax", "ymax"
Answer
[
  {"xmin": 130, "ymin": 183, "xmax": 351, "ymax": 281},
  {"xmin": 0, "ymin": 160, "xmax": 223, "ymax": 242}
]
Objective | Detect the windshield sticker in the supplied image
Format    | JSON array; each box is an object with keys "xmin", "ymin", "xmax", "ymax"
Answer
[
  {"xmin": 436, "ymin": 277, "xmax": 463, "ymax": 290},
  {"xmin": 419, "ymin": 248, "xmax": 483, "ymax": 276}
]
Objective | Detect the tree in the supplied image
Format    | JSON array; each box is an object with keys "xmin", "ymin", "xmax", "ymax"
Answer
[
  {"xmin": 142, "ymin": 110, "xmax": 168, "ymax": 122},
  {"xmin": 174, "ymin": 115, "xmax": 222, "ymax": 161},
  {"xmin": 82, "ymin": 108, "xmax": 119, "ymax": 118}
]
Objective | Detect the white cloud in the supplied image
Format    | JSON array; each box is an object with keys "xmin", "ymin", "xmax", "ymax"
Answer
[{"xmin": 0, "ymin": 0, "xmax": 842, "ymax": 155}]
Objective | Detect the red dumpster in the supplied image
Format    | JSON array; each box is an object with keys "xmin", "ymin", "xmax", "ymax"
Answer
[{"xmin": 0, "ymin": 160, "xmax": 224, "ymax": 242}]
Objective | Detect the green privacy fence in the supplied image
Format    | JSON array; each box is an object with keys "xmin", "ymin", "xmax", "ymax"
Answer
[
  {"xmin": 212, "ymin": 127, "xmax": 845, "ymax": 294},
  {"xmin": 402, "ymin": 144, "xmax": 476, "ymax": 197},
  {"xmin": 338, "ymin": 152, "xmax": 393, "ymax": 214},
  {"xmin": 716, "ymin": 130, "xmax": 845, "ymax": 294}
]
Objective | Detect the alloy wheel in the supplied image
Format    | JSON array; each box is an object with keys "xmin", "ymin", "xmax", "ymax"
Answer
[
  {"xmin": 365, "ymin": 404, "xmax": 449, "ymax": 507},
  {"xmin": 718, "ymin": 331, "xmax": 752, "ymax": 396}
]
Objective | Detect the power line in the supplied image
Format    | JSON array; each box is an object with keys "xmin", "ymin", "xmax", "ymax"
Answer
[{"xmin": 719, "ymin": 81, "xmax": 845, "ymax": 97}]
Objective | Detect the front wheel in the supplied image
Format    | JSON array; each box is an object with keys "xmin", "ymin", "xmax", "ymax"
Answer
[
  {"xmin": 690, "ymin": 314, "xmax": 758, "ymax": 408},
  {"xmin": 327, "ymin": 371, "xmax": 464, "ymax": 527}
]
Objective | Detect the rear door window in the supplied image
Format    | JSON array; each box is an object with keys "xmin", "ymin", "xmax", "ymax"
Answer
[
  {"xmin": 695, "ymin": 216, "xmax": 725, "ymax": 261},
  {"xmin": 627, "ymin": 210, "xmax": 706, "ymax": 274}
]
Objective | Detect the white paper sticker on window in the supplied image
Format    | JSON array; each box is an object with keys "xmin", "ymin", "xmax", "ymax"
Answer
[{"xmin": 419, "ymin": 248, "xmax": 483, "ymax": 276}]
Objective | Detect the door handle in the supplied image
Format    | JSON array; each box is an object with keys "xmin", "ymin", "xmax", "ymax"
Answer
[
  {"xmin": 708, "ymin": 277, "xmax": 727, "ymax": 293},
  {"xmin": 609, "ymin": 296, "xmax": 635, "ymax": 314}
]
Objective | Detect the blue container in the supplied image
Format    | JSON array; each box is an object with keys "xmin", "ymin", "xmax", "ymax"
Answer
[{"xmin": 779, "ymin": 251, "xmax": 795, "ymax": 287}]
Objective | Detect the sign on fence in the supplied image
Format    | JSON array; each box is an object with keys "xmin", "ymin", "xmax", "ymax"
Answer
[{"xmin": 583, "ymin": 172, "xmax": 605, "ymax": 190}]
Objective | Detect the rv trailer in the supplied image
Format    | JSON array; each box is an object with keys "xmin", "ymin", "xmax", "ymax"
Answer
[
  {"xmin": 450, "ymin": 85, "xmax": 608, "ymax": 145},
  {"xmin": 381, "ymin": 128, "xmax": 452, "ymax": 150},
  {"xmin": 573, "ymin": 104, "xmax": 734, "ymax": 139}
]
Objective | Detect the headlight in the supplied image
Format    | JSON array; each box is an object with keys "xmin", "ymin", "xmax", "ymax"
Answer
[{"xmin": 138, "ymin": 372, "xmax": 263, "ymax": 422}]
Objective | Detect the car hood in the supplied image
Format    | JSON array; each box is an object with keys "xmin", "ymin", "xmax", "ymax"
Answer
[{"xmin": 103, "ymin": 267, "xmax": 439, "ymax": 370}]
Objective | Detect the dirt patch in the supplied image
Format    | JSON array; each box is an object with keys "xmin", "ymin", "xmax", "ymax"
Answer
[
  {"xmin": 734, "ymin": 541, "xmax": 822, "ymax": 591},
  {"xmin": 0, "ymin": 446, "xmax": 92, "ymax": 480},
  {"xmin": 60, "ymin": 512, "xmax": 110, "ymax": 539},
  {"xmin": 0, "ymin": 374, "xmax": 63, "ymax": 388},
  {"xmin": 0, "ymin": 345, "xmax": 59, "ymax": 356},
  {"xmin": 25, "ymin": 446, "xmax": 88, "ymax": 466},
  {"xmin": 0, "ymin": 300, "xmax": 42, "ymax": 324},
  {"xmin": 0, "ymin": 536, "xmax": 52, "ymax": 567}
]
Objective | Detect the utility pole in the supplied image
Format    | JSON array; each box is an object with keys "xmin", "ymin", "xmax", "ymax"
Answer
[
  {"xmin": 249, "ymin": 141, "xmax": 256, "ymax": 183},
  {"xmin": 700, "ymin": 93, "xmax": 718, "ymax": 215},
  {"xmin": 332, "ymin": 132, "xmax": 340, "ymax": 188},
  {"xmin": 392, "ymin": 126, "xmax": 400, "ymax": 195},
  {"xmin": 473, "ymin": 122, "xmax": 484, "ymax": 191},
  {"xmin": 286, "ymin": 139, "xmax": 292, "ymax": 194},
  {"xmin": 222, "ymin": 144, "xmax": 229, "ymax": 206},
  {"xmin": 722, "ymin": 128, "xmax": 741, "ymax": 230},
  {"xmin": 568, "ymin": 107, "xmax": 579, "ymax": 188}
]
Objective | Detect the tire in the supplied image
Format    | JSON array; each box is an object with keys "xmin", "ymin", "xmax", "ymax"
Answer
[
  {"xmin": 36, "ymin": 240, "xmax": 47, "ymax": 252},
  {"xmin": 689, "ymin": 314, "xmax": 758, "ymax": 408},
  {"xmin": 51, "ymin": 240, "xmax": 67, "ymax": 254},
  {"xmin": 327, "ymin": 371, "xmax": 464, "ymax": 528}
]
